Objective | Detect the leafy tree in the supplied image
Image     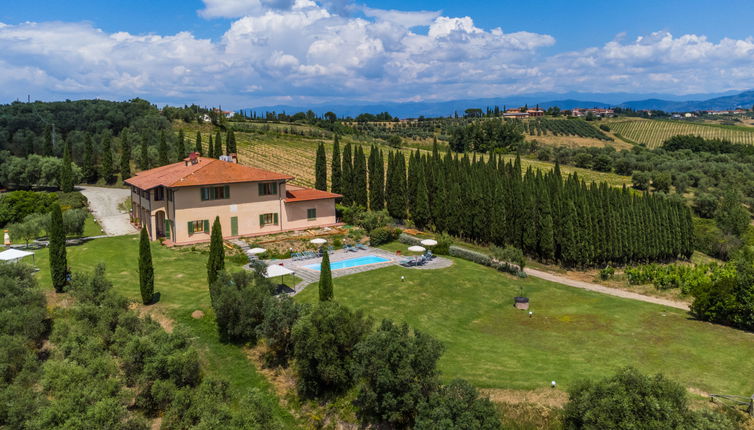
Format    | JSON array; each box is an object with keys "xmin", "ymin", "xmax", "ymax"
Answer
[
  {"xmin": 257, "ymin": 295, "xmax": 304, "ymax": 367},
  {"xmin": 354, "ymin": 319, "xmax": 444, "ymax": 427},
  {"xmin": 292, "ymin": 301, "xmax": 371, "ymax": 397},
  {"xmin": 694, "ymin": 192, "xmax": 718, "ymax": 218},
  {"xmin": 563, "ymin": 367, "xmax": 732, "ymax": 430},
  {"xmin": 59, "ymin": 139, "xmax": 74, "ymax": 192},
  {"xmin": 139, "ymin": 227, "xmax": 154, "ymax": 305},
  {"xmin": 120, "ymin": 129, "xmax": 132, "ymax": 180},
  {"xmin": 9, "ymin": 218, "xmax": 42, "ymax": 248},
  {"xmin": 139, "ymin": 132, "xmax": 150, "ymax": 170},
  {"xmin": 211, "ymin": 270, "xmax": 274, "ymax": 343},
  {"xmin": 207, "ymin": 216, "xmax": 225, "ymax": 289},
  {"xmin": 49, "ymin": 203, "xmax": 67, "ymax": 293},
  {"xmin": 318, "ymin": 250, "xmax": 334, "ymax": 301},
  {"xmin": 415, "ymin": 379, "xmax": 501, "ymax": 430},
  {"xmin": 100, "ymin": 131, "xmax": 115, "ymax": 184},
  {"xmin": 631, "ymin": 171, "xmax": 651, "ymax": 190},
  {"xmin": 194, "ymin": 131, "xmax": 202, "ymax": 156},
  {"xmin": 42, "ymin": 125, "xmax": 53, "ymax": 156},
  {"xmin": 715, "ymin": 188, "xmax": 750, "ymax": 237},
  {"xmin": 62, "ymin": 208, "xmax": 87, "ymax": 236},
  {"xmin": 387, "ymin": 134, "xmax": 402, "ymax": 148},
  {"xmin": 315, "ymin": 142, "xmax": 327, "ymax": 191},
  {"xmin": 652, "ymin": 171, "xmax": 672, "ymax": 193},
  {"xmin": 331, "ymin": 136, "xmax": 341, "ymax": 194}
]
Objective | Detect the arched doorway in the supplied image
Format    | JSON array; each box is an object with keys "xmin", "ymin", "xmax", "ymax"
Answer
[{"xmin": 155, "ymin": 211, "xmax": 166, "ymax": 238}]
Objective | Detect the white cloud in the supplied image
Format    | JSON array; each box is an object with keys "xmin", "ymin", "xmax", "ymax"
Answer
[{"xmin": 1, "ymin": 3, "xmax": 754, "ymax": 107}]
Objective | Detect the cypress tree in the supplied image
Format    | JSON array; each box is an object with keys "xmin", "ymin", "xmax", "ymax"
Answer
[
  {"xmin": 318, "ymin": 251, "xmax": 334, "ymax": 301},
  {"xmin": 82, "ymin": 133, "xmax": 97, "ymax": 183},
  {"xmin": 158, "ymin": 130, "xmax": 170, "ymax": 166},
  {"xmin": 407, "ymin": 150, "xmax": 419, "ymax": 211},
  {"xmin": 368, "ymin": 147, "xmax": 385, "ymax": 210},
  {"xmin": 120, "ymin": 129, "xmax": 131, "ymax": 180},
  {"xmin": 176, "ymin": 129, "xmax": 186, "ymax": 161},
  {"xmin": 331, "ymin": 136, "xmax": 341, "ymax": 194},
  {"xmin": 315, "ymin": 142, "xmax": 327, "ymax": 191},
  {"xmin": 394, "ymin": 152, "xmax": 408, "ymax": 219},
  {"xmin": 139, "ymin": 132, "xmax": 150, "ymax": 170},
  {"xmin": 353, "ymin": 146, "xmax": 368, "ymax": 207},
  {"xmin": 138, "ymin": 227, "xmax": 154, "ymax": 305},
  {"xmin": 59, "ymin": 138, "xmax": 73, "ymax": 192},
  {"xmin": 341, "ymin": 144, "xmax": 353, "ymax": 205},
  {"xmin": 25, "ymin": 133, "xmax": 35, "ymax": 156},
  {"xmin": 49, "ymin": 204, "xmax": 67, "ymax": 293},
  {"xmin": 100, "ymin": 132, "xmax": 115, "ymax": 184},
  {"xmin": 195, "ymin": 131, "xmax": 203, "ymax": 156},
  {"xmin": 207, "ymin": 135, "xmax": 214, "ymax": 159},
  {"xmin": 214, "ymin": 131, "xmax": 223, "ymax": 158},
  {"xmin": 413, "ymin": 169, "xmax": 430, "ymax": 229},
  {"xmin": 226, "ymin": 130, "xmax": 236, "ymax": 154},
  {"xmin": 537, "ymin": 191, "xmax": 555, "ymax": 261},
  {"xmin": 207, "ymin": 216, "xmax": 225, "ymax": 288},
  {"xmin": 43, "ymin": 126, "xmax": 53, "ymax": 156}
]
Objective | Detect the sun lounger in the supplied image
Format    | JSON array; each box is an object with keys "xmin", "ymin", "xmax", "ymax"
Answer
[
  {"xmin": 356, "ymin": 243, "xmax": 368, "ymax": 251},
  {"xmin": 399, "ymin": 258, "xmax": 415, "ymax": 267}
]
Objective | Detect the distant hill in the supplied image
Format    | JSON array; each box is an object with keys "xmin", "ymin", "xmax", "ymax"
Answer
[{"xmin": 246, "ymin": 90, "xmax": 753, "ymax": 118}]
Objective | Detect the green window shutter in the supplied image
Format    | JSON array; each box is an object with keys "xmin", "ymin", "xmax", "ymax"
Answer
[
  {"xmin": 188, "ymin": 221, "xmax": 194, "ymax": 235},
  {"xmin": 224, "ymin": 185, "xmax": 230, "ymax": 199},
  {"xmin": 259, "ymin": 214, "xmax": 265, "ymax": 227},
  {"xmin": 230, "ymin": 216, "xmax": 238, "ymax": 236},
  {"xmin": 273, "ymin": 213, "xmax": 278, "ymax": 225},
  {"xmin": 307, "ymin": 208, "xmax": 316, "ymax": 219},
  {"xmin": 271, "ymin": 182, "xmax": 277, "ymax": 194},
  {"xmin": 203, "ymin": 219, "xmax": 210, "ymax": 232},
  {"xmin": 165, "ymin": 219, "xmax": 171, "ymax": 239},
  {"xmin": 200, "ymin": 188, "xmax": 207, "ymax": 201},
  {"xmin": 258, "ymin": 183, "xmax": 264, "ymax": 196},
  {"xmin": 209, "ymin": 187, "xmax": 216, "ymax": 200}
]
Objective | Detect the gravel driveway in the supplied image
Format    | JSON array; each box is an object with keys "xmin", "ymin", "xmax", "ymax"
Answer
[{"xmin": 79, "ymin": 186, "xmax": 137, "ymax": 236}]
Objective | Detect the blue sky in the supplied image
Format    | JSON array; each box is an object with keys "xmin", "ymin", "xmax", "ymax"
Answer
[{"xmin": 1, "ymin": 0, "xmax": 754, "ymax": 107}]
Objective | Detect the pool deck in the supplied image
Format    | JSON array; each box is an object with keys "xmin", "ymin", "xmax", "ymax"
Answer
[{"xmin": 256, "ymin": 246, "xmax": 451, "ymax": 294}]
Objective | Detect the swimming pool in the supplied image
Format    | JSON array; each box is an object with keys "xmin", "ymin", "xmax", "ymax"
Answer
[{"xmin": 303, "ymin": 255, "xmax": 391, "ymax": 271}]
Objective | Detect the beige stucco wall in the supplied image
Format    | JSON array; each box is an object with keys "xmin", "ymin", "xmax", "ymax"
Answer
[{"xmin": 131, "ymin": 181, "xmax": 338, "ymax": 244}]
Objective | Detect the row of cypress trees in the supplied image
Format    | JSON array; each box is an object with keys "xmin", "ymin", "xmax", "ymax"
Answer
[
  {"xmin": 316, "ymin": 138, "xmax": 693, "ymax": 267},
  {"xmin": 191, "ymin": 130, "xmax": 236, "ymax": 159}
]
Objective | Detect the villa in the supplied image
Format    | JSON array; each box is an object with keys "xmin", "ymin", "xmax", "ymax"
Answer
[{"xmin": 124, "ymin": 153, "xmax": 341, "ymax": 245}]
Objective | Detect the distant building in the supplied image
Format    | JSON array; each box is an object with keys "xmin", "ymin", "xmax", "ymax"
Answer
[{"xmin": 571, "ymin": 108, "xmax": 615, "ymax": 118}]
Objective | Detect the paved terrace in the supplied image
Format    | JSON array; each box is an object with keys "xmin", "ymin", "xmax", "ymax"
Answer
[{"xmin": 242, "ymin": 245, "xmax": 452, "ymax": 294}]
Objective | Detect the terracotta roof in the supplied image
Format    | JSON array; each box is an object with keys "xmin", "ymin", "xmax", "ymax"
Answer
[
  {"xmin": 124, "ymin": 157, "xmax": 294, "ymax": 189},
  {"xmin": 285, "ymin": 185, "xmax": 341, "ymax": 202}
]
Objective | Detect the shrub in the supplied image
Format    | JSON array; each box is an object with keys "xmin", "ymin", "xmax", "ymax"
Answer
[
  {"xmin": 0, "ymin": 190, "xmax": 58, "ymax": 227},
  {"xmin": 56, "ymin": 191, "xmax": 88, "ymax": 210},
  {"xmin": 599, "ymin": 266, "xmax": 615, "ymax": 280},
  {"xmin": 415, "ymin": 379, "xmax": 501, "ymax": 430},
  {"xmin": 211, "ymin": 270, "xmax": 275, "ymax": 343},
  {"xmin": 369, "ymin": 226, "xmax": 401, "ymax": 246},
  {"xmin": 599, "ymin": 124, "xmax": 610, "ymax": 132},
  {"xmin": 257, "ymin": 296, "xmax": 306, "ymax": 367},
  {"xmin": 62, "ymin": 208, "xmax": 87, "ymax": 237},
  {"xmin": 490, "ymin": 245, "xmax": 525, "ymax": 271},
  {"xmin": 433, "ymin": 233, "xmax": 453, "ymax": 255},
  {"xmin": 291, "ymin": 301, "xmax": 372, "ymax": 397}
]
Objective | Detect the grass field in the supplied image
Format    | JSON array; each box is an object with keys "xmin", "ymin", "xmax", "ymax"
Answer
[
  {"xmin": 610, "ymin": 119, "xmax": 754, "ymax": 148},
  {"xmin": 31, "ymin": 235, "xmax": 299, "ymax": 428},
  {"xmin": 296, "ymin": 242, "xmax": 754, "ymax": 395}
]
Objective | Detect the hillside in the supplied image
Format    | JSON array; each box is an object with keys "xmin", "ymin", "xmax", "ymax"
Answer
[{"xmin": 609, "ymin": 119, "xmax": 754, "ymax": 148}]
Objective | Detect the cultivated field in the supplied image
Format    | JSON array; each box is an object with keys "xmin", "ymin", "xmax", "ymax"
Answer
[{"xmin": 610, "ymin": 119, "xmax": 754, "ymax": 148}]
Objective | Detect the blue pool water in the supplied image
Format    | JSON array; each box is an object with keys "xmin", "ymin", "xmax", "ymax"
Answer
[{"xmin": 304, "ymin": 255, "xmax": 390, "ymax": 271}]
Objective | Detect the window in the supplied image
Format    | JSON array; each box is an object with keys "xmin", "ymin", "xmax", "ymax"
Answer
[
  {"xmin": 307, "ymin": 208, "xmax": 317, "ymax": 220},
  {"xmin": 200, "ymin": 185, "xmax": 230, "ymax": 201},
  {"xmin": 142, "ymin": 190, "xmax": 150, "ymax": 200},
  {"xmin": 188, "ymin": 219, "xmax": 209, "ymax": 235},
  {"xmin": 154, "ymin": 187, "xmax": 164, "ymax": 201},
  {"xmin": 259, "ymin": 213, "xmax": 278, "ymax": 227},
  {"xmin": 258, "ymin": 182, "xmax": 277, "ymax": 196},
  {"xmin": 167, "ymin": 190, "xmax": 174, "ymax": 202}
]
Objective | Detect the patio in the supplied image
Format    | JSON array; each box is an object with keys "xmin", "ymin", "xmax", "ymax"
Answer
[{"xmin": 246, "ymin": 245, "xmax": 452, "ymax": 294}]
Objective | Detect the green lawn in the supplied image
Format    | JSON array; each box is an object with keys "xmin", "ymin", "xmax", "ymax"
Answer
[
  {"xmin": 296, "ymin": 249, "xmax": 754, "ymax": 395},
  {"xmin": 81, "ymin": 214, "xmax": 103, "ymax": 237},
  {"xmin": 32, "ymin": 235, "xmax": 298, "ymax": 428}
]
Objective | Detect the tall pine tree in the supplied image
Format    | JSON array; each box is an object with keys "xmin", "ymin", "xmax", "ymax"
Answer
[
  {"xmin": 158, "ymin": 130, "xmax": 170, "ymax": 166},
  {"xmin": 315, "ymin": 142, "xmax": 327, "ymax": 191},
  {"xmin": 82, "ymin": 133, "xmax": 97, "ymax": 183},
  {"xmin": 207, "ymin": 216, "xmax": 225, "ymax": 288},
  {"xmin": 120, "ymin": 129, "xmax": 131, "ymax": 181},
  {"xmin": 100, "ymin": 132, "xmax": 115, "ymax": 184},
  {"xmin": 331, "ymin": 135, "xmax": 341, "ymax": 194},
  {"xmin": 353, "ymin": 146, "xmax": 368, "ymax": 207},
  {"xmin": 369, "ymin": 147, "xmax": 384, "ymax": 210},
  {"xmin": 318, "ymin": 251, "xmax": 334, "ymax": 301},
  {"xmin": 175, "ymin": 129, "xmax": 186, "ymax": 161},
  {"xmin": 139, "ymin": 227, "xmax": 154, "ymax": 305},
  {"xmin": 341, "ymin": 143, "xmax": 353, "ymax": 205},
  {"xmin": 49, "ymin": 204, "xmax": 67, "ymax": 293},
  {"xmin": 195, "ymin": 131, "xmax": 203, "ymax": 156},
  {"xmin": 413, "ymin": 170, "xmax": 430, "ymax": 229},
  {"xmin": 59, "ymin": 138, "xmax": 73, "ymax": 192}
]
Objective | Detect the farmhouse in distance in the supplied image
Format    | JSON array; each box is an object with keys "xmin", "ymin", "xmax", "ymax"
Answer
[{"xmin": 125, "ymin": 153, "xmax": 341, "ymax": 245}]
